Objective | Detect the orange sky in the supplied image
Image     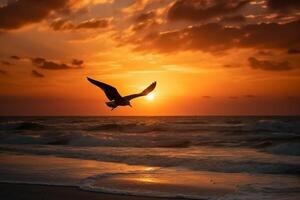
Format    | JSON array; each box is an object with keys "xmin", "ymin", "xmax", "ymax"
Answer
[{"xmin": 0, "ymin": 0, "xmax": 300, "ymax": 115}]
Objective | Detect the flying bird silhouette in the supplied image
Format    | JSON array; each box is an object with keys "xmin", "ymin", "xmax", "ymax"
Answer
[{"xmin": 87, "ymin": 77, "xmax": 156, "ymax": 110}]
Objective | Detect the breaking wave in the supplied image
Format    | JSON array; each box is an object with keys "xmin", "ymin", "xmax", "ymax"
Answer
[{"xmin": 1, "ymin": 144, "xmax": 299, "ymax": 175}]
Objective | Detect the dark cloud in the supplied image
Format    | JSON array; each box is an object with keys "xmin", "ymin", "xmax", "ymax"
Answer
[
  {"xmin": 168, "ymin": 0, "xmax": 249, "ymax": 22},
  {"xmin": 223, "ymin": 64, "xmax": 240, "ymax": 68},
  {"xmin": 134, "ymin": 23, "xmax": 241, "ymax": 52},
  {"xmin": 132, "ymin": 22, "xmax": 151, "ymax": 32},
  {"xmin": 239, "ymin": 20, "xmax": 300, "ymax": 50},
  {"xmin": 76, "ymin": 18, "xmax": 110, "ymax": 29},
  {"xmin": 131, "ymin": 19, "xmax": 300, "ymax": 54},
  {"xmin": 248, "ymin": 57, "xmax": 292, "ymax": 71},
  {"xmin": 220, "ymin": 15, "xmax": 246, "ymax": 23},
  {"xmin": 229, "ymin": 96, "xmax": 239, "ymax": 99},
  {"xmin": 32, "ymin": 70, "xmax": 45, "ymax": 78},
  {"xmin": 0, "ymin": 0, "xmax": 70, "ymax": 30},
  {"xmin": 287, "ymin": 96, "xmax": 300, "ymax": 100},
  {"xmin": 288, "ymin": 48, "xmax": 300, "ymax": 54},
  {"xmin": 31, "ymin": 57, "xmax": 82, "ymax": 70},
  {"xmin": 1, "ymin": 60, "xmax": 11, "ymax": 65},
  {"xmin": 0, "ymin": 69, "xmax": 7, "ymax": 75},
  {"xmin": 244, "ymin": 95, "xmax": 256, "ymax": 98},
  {"xmin": 267, "ymin": 0, "xmax": 300, "ymax": 12},
  {"xmin": 71, "ymin": 59, "xmax": 84, "ymax": 66},
  {"xmin": 131, "ymin": 11, "xmax": 158, "ymax": 32},
  {"xmin": 135, "ymin": 11, "xmax": 156, "ymax": 23},
  {"xmin": 257, "ymin": 50, "xmax": 273, "ymax": 56},
  {"xmin": 10, "ymin": 55, "xmax": 20, "ymax": 60},
  {"xmin": 49, "ymin": 18, "xmax": 74, "ymax": 31},
  {"xmin": 50, "ymin": 18, "xmax": 111, "ymax": 31}
]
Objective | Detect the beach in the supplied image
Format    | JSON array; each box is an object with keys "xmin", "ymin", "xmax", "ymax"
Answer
[
  {"xmin": 0, "ymin": 183, "xmax": 179, "ymax": 200},
  {"xmin": 0, "ymin": 153, "xmax": 241, "ymax": 199},
  {"xmin": 0, "ymin": 116, "xmax": 300, "ymax": 200}
]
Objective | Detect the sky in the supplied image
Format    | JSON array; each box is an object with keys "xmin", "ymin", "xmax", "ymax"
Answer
[{"xmin": 0, "ymin": 0, "xmax": 300, "ymax": 116}]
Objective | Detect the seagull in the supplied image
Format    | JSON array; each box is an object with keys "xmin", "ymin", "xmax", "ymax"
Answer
[{"xmin": 87, "ymin": 77, "xmax": 157, "ymax": 110}]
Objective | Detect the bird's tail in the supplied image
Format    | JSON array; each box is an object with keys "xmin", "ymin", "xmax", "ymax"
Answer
[{"xmin": 106, "ymin": 101, "xmax": 117, "ymax": 110}]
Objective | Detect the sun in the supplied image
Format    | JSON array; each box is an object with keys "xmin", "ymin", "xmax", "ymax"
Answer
[{"xmin": 146, "ymin": 93, "xmax": 155, "ymax": 101}]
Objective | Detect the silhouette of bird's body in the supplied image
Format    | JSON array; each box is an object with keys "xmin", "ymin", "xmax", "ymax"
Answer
[{"xmin": 87, "ymin": 77, "xmax": 156, "ymax": 110}]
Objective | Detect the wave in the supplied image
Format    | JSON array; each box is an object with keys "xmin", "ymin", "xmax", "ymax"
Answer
[
  {"xmin": 0, "ymin": 180, "xmax": 75, "ymax": 187},
  {"xmin": 1, "ymin": 145, "xmax": 299, "ymax": 175},
  {"xmin": 1, "ymin": 117, "xmax": 299, "ymax": 134},
  {"xmin": 15, "ymin": 122, "xmax": 47, "ymax": 130},
  {"xmin": 264, "ymin": 143, "xmax": 300, "ymax": 156},
  {"xmin": 79, "ymin": 169, "xmax": 300, "ymax": 200},
  {"xmin": 79, "ymin": 172, "xmax": 209, "ymax": 200},
  {"xmin": 0, "ymin": 121, "xmax": 47, "ymax": 131},
  {"xmin": 0, "ymin": 132, "xmax": 194, "ymax": 148},
  {"xmin": 0, "ymin": 125, "xmax": 299, "ymax": 154},
  {"xmin": 0, "ymin": 177, "xmax": 208, "ymax": 200},
  {"xmin": 86, "ymin": 122, "xmax": 167, "ymax": 133},
  {"xmin": 243, "ymin": 119, "xmax": 299, "ymax": 132},
  {"xmin": 1, "ymin": 116, "xmax": 299, "ymax": 175},
  {"xmin": 1, "ymin": 170, "xmax": 299, "ymax": 200}
]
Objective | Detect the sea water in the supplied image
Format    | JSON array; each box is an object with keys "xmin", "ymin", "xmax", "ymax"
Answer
[{"xmin": 0, "ymin": 116, "xmax": 299, "ymax": 199}]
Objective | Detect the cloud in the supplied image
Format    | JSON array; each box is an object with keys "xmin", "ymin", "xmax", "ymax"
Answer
[
  {"xmin": 130, "ymin": 19, "xmax": 300, "ymax": 54},
  {"xmin": 10, "ymin": 55, "xmax": 20, "ymax": 60},
  {"xmin": 132, "ymin": 23, "xmax": 239, "ymax": 52},
  {"xmin": 122, "ymin": 0, "xmax": 158, "ymax": 13},
  {"xmin": 239, "ymin": 20, "xmax": 300, "ymax": 50},
  {"xmin": 287, "ymin": 96, "xmax": 300, "ymax": 100},
  {"xmin": 220, "ymin": 15, "xmax": 246, "ymax": 23},
  {"xmin": 135, "ymin": 11, "xmax": 157, "ymax": 23},
  {"xmin": 257, "ymin": 50, "xmax": 273, "ymax": 56},
  {"xmin": 91, "ymin": 0, "xmax": 114, "ymax": 4},
  {"xmin": 0, "ymin": 69, "xmax": 7, "ymax": 75},
  {"xmin": 223, "ymin": 64, "xmax": 238, "ymax": 68},
  {"xmin": 76, "ymin": 18, "xmax": 110, "ymax": 29},
  {"xmin": 248, "ymin": 57, "xmax": 292, "ymax": 71},
  {"xmin": 49, "ymin": 18, "xmax": 111, "ymax": 31},
  {"xmin": 288, "ymin": 48, "xmax": 300, "ymax": 54},
  {"xmin": 202, "ymin": 96, "xmax": 211, "ymax": 98},
  {"xmin": 131, "ymin": 11, "xmax": 159, "ymax": 32},
  {"xmin": 49, "ymin": 18, "xmax": 75, "ymax": 31},
  {"xmin": 0, "ymin": 0, "xmax": 70, "ymax": 30},
  {"xmin": 244, "ymin": 94, "xmax": 256, "ymax": 98},
  {"xmin": 32, "ymin": 70, "xmax": 45, "ymax": 78},
  {"xmin": 168, "ymin": 0, "xmax": 249, "ymax": 22},
  {"xmin": 267, "ymin": 0, "xmax": 300, "ymax": 12},
  {"xmin": 71, "ymin": 59, "xmax": 84, "ymax": 66},
  {"xmin": 1, "ymin": 60, "xmax": 11, "ymax": 66},
  {"xmin": 31, "ymin": 57, "xmax": 82, "ymax": 70}
]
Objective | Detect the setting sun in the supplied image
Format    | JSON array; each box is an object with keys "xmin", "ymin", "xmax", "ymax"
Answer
[
  {"xmin": 146, "ymin": 93, "xmax": 155, "ymax": 101},
  {"xmin": 0, "ymin": 1, "xmax": 299, "ymax": 200},
  {"xmin": 0, "ymin": 0, "xmax": 299, "ymax": 116}
]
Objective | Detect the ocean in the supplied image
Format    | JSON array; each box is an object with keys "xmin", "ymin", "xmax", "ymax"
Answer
[{"xmin": 0, "ymin": 116, "xmax": 299, "ymax": 199}]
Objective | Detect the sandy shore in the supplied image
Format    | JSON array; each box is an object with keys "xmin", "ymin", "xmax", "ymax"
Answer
[
  {"xmin": 0, "ymin": 183, "xmax": 182, "ymax": 200},
  {"xmin": 1, "ymin": 154, "xmax": 299, "ymax": 200}
]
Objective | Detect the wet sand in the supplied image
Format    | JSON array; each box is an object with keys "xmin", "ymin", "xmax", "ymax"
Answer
[
  {"xmin": 0, "ymin": 183, "xmax": 182, "ymax": 200},
  {"xmin": 1, "ymin": 153, "xmax": 299, "ymax": 200}
]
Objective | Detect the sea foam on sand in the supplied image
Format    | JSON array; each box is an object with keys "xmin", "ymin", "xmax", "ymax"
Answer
[{"xmin": 1, "ymin": 154, "xmax": 299, "ymax": 200}]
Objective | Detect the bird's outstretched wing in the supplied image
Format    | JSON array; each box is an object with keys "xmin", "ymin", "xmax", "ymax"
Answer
[
  {"xmin": 87, "ymin": 77, "xmax": 122, "ymax": 101},
  {"xmin": 124, "ymin": 81, "xmax": 156, "ymax": 101}
]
